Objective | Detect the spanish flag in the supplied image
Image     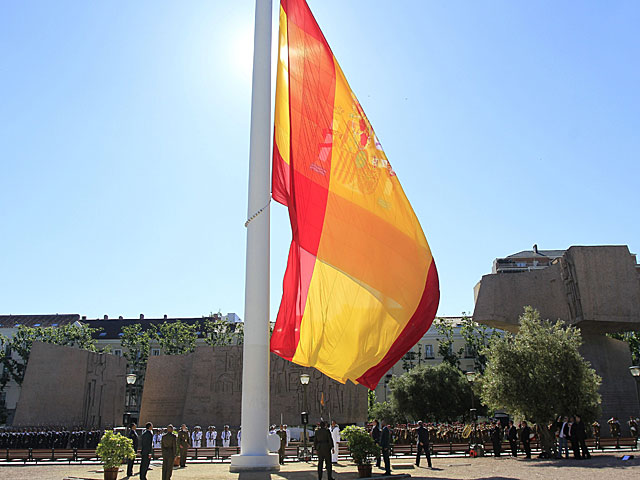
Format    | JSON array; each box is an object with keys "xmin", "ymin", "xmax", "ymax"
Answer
[{"xmin": 270, "ymin": 0, "xmax": 439, "ymax": 389}]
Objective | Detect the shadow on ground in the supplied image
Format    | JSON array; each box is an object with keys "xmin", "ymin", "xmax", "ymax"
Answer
[{"xmin": 527, "ymin": 454, "xmax": 639, "ymax": 470}]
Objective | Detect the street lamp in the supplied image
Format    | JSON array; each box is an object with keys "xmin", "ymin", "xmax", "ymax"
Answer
[
  {"xmin": 300, "ymin": 373, "xmax": 310, "ymax": 461},
  {"xmin": 124, "ymin": 373, "xmax": 137, "ymax": 427},
  {"xmin": 465, "ymin": 371, "xmax": 478, "ymax": 450},
  {"xmin": 630, "ymin": 366, "xmax": 640, "ymax": 417}
]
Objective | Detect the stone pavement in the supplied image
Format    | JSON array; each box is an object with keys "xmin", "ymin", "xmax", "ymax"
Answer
[{"xmin": 0, "ymin": 452, "xmax": 638, "ymax": 480}]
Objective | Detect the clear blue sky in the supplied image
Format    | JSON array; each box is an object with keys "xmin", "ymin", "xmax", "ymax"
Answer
[{"xmin": 1, "ymin": 1, "xmax": 638, "ymax": 321}]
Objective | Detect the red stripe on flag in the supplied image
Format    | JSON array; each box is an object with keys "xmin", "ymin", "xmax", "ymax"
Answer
[{"xmin": 356, "ymin": 261, "xmax": 440, "ymax": 390}]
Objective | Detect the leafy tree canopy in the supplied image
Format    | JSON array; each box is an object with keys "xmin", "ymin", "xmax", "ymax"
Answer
[
  {"xmin": 607, "ymin": 330, "xmax": 640, "ymax": 365},
  {"xmin": 479, "ymin": 307, "xmax": 601, "ymax": 454},
  {"xmin": 155, "ymin": 321, "xmax": 198, "ymax": 355},
  {"xmin": 390, "ymin": 362, "xmax": 473, "ymax": 422},
  {"xmin": 433, "ymin": 318, "xmax": 461, "ymax": 367},
  {"xmin": 459, "ymin": 313, "xmax": 501, "ymax": 374}
]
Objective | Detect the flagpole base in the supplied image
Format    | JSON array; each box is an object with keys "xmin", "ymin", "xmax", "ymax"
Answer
[{"xmin": 229, "ymin": 453, "xmax": 280, "ymax": 472}]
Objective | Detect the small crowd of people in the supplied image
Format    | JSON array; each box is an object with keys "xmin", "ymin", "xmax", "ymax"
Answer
[
  {"xmin": 0, "ymin": 427, "xmax": 103, "ymax": 450},
  {"xmin": 149, "ymin": 424, "xmax": 239, "ymax": 449}
]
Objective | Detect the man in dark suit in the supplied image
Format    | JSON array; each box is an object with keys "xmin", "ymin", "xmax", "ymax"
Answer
[
  {"xmin": 140, "ymin": 422, "xmax": 153, "ymax": 480},
  {"xmin": 380, "ymin": 421, "xmax": 392, "ymax": 476},
  {"xmin": 313, "ymin": 421, "xmax": 334, "ymax": 480},
  {"xmin": 371, "ymin": 420, "xmax": 381, "ymax": 468},
  {"xmin": 490, "ymin": 422, "xmax": 502, "ymax": 457},
  {"xmin": 415, "ymin": 421, "xmax": 432, "ymax": 468},
  {"xmin": 507, "ymin": 420, "xmax": 518, "ymax": 457},
  {"xmin": 574, "ymin": 415, "xmax": 591, "ymax": 459},
  {"xmin": 127, "ymin": 423, "xmax": 139, "ymax": 477},
  {"xmin": 520, "ymin": 421, "xmax": 531, "ymax": 459}
]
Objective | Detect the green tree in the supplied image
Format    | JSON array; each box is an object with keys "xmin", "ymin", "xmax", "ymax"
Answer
[
  {"xmin": 155, "ymin": 321, "xmax": 198, "ymax": 355},
  {"xmin": 607, "ymin": 331, "xmax": 640, "ymax": 365},
  {"xmin": 479, "ymin": 306, "xmax": 601, "ymax": 456},
  {"xmin": 433, "ymin": 318, "xmax": 462, "ymax": 367},
  {"xmin": 369, "ymin": 400, "xmax": 402, "ymax": 424},
  {"xmin": 120, "ymin": 324, "xmax": 153, "ymax": 380},
  {"xmin": 459, "ymin": 313, "xmax": 501, "ymax": 374},
  {"xmin": 202, "ymin": 314, "xmax": 236, "ymax": 346},
  {"xmin": 390, "ymin": 362, "xmax": 472, "ymax": 422}
]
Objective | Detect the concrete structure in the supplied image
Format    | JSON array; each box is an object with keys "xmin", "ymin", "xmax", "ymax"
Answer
[
  {"xmin": 0, "ymin": 314, "xmax": 81, "ymax": 424},
  {"xmin": 474, "ymin": 245, "xmax": 640, "ymax": 433},
  {"xmin": 139, "ymin": 345, "xmax": 367, "ymax": 428},
  {"xmin": 13, "ymin": 342, "xmax": 127, "ymax": 428}
]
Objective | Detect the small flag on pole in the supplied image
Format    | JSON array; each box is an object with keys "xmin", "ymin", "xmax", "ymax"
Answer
[{"xmin": 270, "ymin": 0, "xmax": 440, "ymax": 390}]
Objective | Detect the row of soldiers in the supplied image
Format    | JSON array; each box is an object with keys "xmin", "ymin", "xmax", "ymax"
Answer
[
  {"xmin": 0, "ymin": 428, "xmax": 104, "ymax": 450},
  {"xmin": 384, "ymin": 422, "xmax": 499, "ymax": 445}
]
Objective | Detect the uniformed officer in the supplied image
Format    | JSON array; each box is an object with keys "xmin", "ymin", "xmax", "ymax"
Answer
[
  {"xmin": 313, "ymin": 421, "xmax": 334, "ymax": 480},
  {"xmin": 277, "ymin": 425, "xmax": 287, "ymax": 464},
  {"xmin": 178, "ymin": 424, "xmax": 191, "ymax": 468},
  {"xmin": 221, "ymin": 425, "xmax": 231, "ymax": 447},
  {"xmin": 161, "ymin": 425, "xmax": 177, "ymax": 480}
]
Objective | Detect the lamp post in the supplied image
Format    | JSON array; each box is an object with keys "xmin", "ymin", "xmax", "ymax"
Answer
[
  {"xmin": 300, "ymin": 373, "xmax": 310, "ymax": 461},
  {"xmin": 465, "ymin": 371, "xmax": 477, "ymax": 449},
  {"xmin": 124, "ymin": 373, "xmax": 137, "ymax": 427},
  {"xmin": 630, "ymin": 366, "xmax": 640, "ymax": 412}
]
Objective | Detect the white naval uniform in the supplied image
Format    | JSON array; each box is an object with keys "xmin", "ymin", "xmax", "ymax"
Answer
[
  {"xmin": 206, "ymin": 430, "xmax": 216, "ymax": 447},
  {"xmin": 221, "ymin": 430, "xmax": 231, "ymax": 447},
  {"xmin": 191, "ymin": 430, "xmax": 202, "ymax": 448},
  {"xmin": 330, "ymin": 424, "xmax": 340, "ymax": 463},
  {"xmin": 153, "ymin": 433, "xmax": 162, "ymax": 449},
  {"xmin": 285, "ymin": 429, "xmax": 290, "ymax": 447},
  {"xmin": 237, "ymin": 430, "xmax": 241, "ymax": 448}
]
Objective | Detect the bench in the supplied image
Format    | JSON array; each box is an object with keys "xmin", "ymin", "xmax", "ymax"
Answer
[
  {"xmin": 54, "ymin": 449, "xmax": 76, "ymax": 463},
  {"xmin": 7, "ymin": 449, "xmax": 31, "ymax": 463},
  {"xmin": 76, "ymin": 449, "xmax": 98, "ymax": 462},
  {"xmin": 31, "ymin": 449, "xmax": 54, "ymax": 462},
  {"xmin": 598, "ymin": 437, "xmax": 637, "ymax": 450},
  {"xmin": 193, "ymin": 447, "xmax": 217, "ymax": 460},
  {"xmin": 391, "ymin": 444, "xmax": 414, "ymax": 457},
  {"xmin": 217, "ymin": 446, "xmax": 240, "ymax": 459}
]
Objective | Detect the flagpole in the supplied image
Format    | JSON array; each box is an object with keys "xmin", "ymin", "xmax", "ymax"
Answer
[{"xmin": 229, "ymin": 0, "xmax": 279, "ymax": 472}]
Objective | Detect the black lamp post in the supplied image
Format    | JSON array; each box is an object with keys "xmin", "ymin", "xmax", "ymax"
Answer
[
  {"xmin": 300, "ymin": 373, "xmax": 310, "ymax": 461},
  {"xmin": 465, "ymin": 371, "xmax": 477, "ymax": 449},
  {"xmin": 124, "ymin": 373, "xmax": 137, "ymax": 426}
]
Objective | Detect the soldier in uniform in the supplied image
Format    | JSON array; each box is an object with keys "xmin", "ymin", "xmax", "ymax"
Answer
[
  {"xmin": 206, "ymin": 426, "xmax": 216, "ymax": 447},
  {"xmin": 277, "ymin": 425, "xmax": 287, "ymax": 464},
  {"xmin": 330, "ymin": 420, "xmax": 340, "ymax": 464},
  {"xmin": 221, "ymin": 425, "xmax": 231, "ymax": 447},
  {"xmin": 161, "ymin": 425, "xmax": 177, "ymax": 480},
  {"xmin": 313, "ymin": 421, "xmax": 334, "ymax": 480},
  {"xmin": 191, "ymin": 426, "xmax": 202, "ymax": 448},
  {"xmin": 177, "ymin": 424, "xmax": 191, "ymax": 468}
]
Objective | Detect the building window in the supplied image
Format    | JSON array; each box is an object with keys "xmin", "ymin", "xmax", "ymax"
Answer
[
  {"xmin": 424, "ymin": 344, "xmax": 434, "ymax": 358},
  {"xmin": 113, "ymin": 349, "xmax": 122, "ymax": 357},
  {"xmin": 464, "ymin": 345, "xmax": 475, "ymax": 358},
  {"xmin": 152, "ymin": 349, "xmax": 161, "ymax": 356}
]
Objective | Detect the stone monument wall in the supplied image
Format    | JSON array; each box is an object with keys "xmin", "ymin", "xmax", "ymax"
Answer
[
  {"xmin": 139, "ymin": 346, "xmax": 367, "ymax": 428},
  {"xmin": 13, "ymin": 342, "xmax": 127, "ymax": 428}
]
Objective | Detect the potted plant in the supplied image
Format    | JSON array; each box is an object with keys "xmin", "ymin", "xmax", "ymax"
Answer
[
  {"xmin": 96, "ymin": 431, "xmax": 136, "ymax": 480},
  {"xmin": 341, "ymin": 425, "xmax": 380, "ymax": 478}
]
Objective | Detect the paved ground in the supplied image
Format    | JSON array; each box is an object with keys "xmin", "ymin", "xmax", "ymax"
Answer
[{"xmin": 0, "ymin": 452, "xmax": 638, "ymax": 480}]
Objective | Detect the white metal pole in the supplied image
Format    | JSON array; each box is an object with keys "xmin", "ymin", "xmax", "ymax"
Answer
[{"xmin": 229, "ymin": 0, "xmax": 278, "ymax": 472}]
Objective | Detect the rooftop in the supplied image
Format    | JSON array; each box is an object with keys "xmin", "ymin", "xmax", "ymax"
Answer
[{"xmin": 0, "ymin": 314, "xmax": 80, "ymax": 329}]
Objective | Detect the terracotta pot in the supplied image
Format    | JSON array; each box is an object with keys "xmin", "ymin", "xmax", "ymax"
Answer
[
  {"xmin": 103, "ymin": 467, "xmax": 119, "ymax": 480},
  {"xmin": 357, "ymin": 464, "xmax": 372, "ymax": 478}
]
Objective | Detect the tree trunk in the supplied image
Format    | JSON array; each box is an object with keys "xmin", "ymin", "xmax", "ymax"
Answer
[{"xmin": 536, "ymin": 422, "xmax": 555, "ymax": 458}]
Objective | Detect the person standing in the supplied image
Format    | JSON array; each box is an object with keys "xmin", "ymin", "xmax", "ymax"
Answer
[
  {"xmin": 127, "ymin": 423, "xmax": 139, "ymax": 477},
  {"xmin": 191, "ymin": 426, "xmax": 202, "ymax": 448},
  {"xmin": 490, "ymin": 422, "xmax": 502, "ymax": 457},
  {"xmin": 520, "ymin": 421, "xmax": 531, "ymax": 459},
  {"xmin": 380, "ymin": 421, "xmax": 392, "ymax": 476},
  {"xmin": 414, "ymin": 421, "xmax": 432, "ymax": 468},
  {"xmin": 574, "ymin": 415, "xmax": 591, "ymax": 459},
  {"xmin": 277, "ymin": 425, "xmax": 287, "ymax": 465},
  {"xmin": 177, "ymin": 424, "xmax": 191, "ymax": 468},
  {"xmin": 237, "ymin": 427, "xmax": 242, "ymax": 448},
  {"xmin": 221, "ymin": 425, "xmax": 231, "ymax": 447},
  {"xmin": 371, "ymin": 420, "xmax": 381, "ymax": 469},
  {"xmin": 330, "ymin": 421, "xmax": 340, "ymax": 464},
  {"xmin": 206, "ymin": 426, "xmax": 216, "ymax": 448},
  {"xmin": 284, "ymin": 424, "xmax": 290, "ymax": 446},
  {"xmin": 161, "ymin": 425, "xmax": 177, "ymax": 480},
  {"xmin": 507, "ymin": 420, "xmax": 518, "ymax": 457},
  {"xmin": 313, "ymin": 421, "xmax": 334, "ymax": 480},
  {"xmin": 140, "ymin": 422, "xmax": 153, "ymax": 480},
  {"xmin": 558, "ymin": 416, "xmax": 570, "ymax": 459},
  {"xmin": 153, "ymin": 428, "xmax": 162, "ymax": 449}
]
